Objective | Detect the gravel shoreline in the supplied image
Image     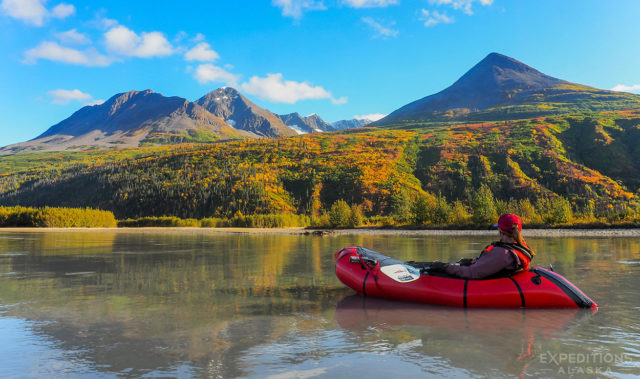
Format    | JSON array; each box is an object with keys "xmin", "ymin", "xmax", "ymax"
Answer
[{"xmin": 1, "ymin": 227, "xmax": 640, "ymax": 237}]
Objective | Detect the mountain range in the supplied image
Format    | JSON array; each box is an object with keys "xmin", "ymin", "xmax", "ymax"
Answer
[
  {"xmin": 3, "ymin": 52, "xmax": 640, "ymax": 154},
  {"xmin": 2, "ymin": 52, "xmax": 640, "ymax": 220},
  {"xmin": 0, "ymin": 87, "xmax": 371, "ymax": 154},
  {"xmin": 277, "ymin": 112, "xmax": 334, "ymax": 134}
]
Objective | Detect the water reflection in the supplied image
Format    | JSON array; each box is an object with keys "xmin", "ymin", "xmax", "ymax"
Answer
[
  {"xmin": 335, "ymin": 295, "xmax": 596, "ymax": 377},
  {"xmin": 0, "ymin": 231, "xmax": 639, "ymax": 378}
]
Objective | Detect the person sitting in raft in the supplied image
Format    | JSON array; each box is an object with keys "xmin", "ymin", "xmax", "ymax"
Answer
[{"xmin": 429, "ymin": 213, "xmax": 535, "ymax": 279}]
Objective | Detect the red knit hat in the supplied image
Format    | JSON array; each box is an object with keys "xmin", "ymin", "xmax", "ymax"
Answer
[{"xmin": 496, "ymin": 213, "xmax": 522, "ymax": 233}]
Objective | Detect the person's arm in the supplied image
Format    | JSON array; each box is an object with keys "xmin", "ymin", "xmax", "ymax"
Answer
[{"xmin": 444, "ymin": 247, "xmax": 516, "ymax": 279}]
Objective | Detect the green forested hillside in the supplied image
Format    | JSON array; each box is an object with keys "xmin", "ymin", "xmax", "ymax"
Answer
[{"xmin": 1, "ymin": 110, "xmax": 639, "ymax": 224}]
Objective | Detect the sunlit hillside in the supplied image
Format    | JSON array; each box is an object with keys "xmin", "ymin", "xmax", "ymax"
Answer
[{"xmin": 1, "ymin": 110, "xmax": 639, "ymax": 223}]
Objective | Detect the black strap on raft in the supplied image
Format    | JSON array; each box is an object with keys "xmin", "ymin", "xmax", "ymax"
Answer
[
  {"xmin": 508, "ymin": 277, "xmax": 526, "ymax": 308},
  {"xmin": 362, "ymin": 271, "xmax": 370, "ymax": 296},
  {"xmin": 355, "ymin": 248, "xmax": 381, "ymax": 297}
]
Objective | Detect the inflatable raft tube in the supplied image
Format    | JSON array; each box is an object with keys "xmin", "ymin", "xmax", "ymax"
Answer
[{"xmin": 334, "ymin": 246, "xmax": 597, "ymax": 309}]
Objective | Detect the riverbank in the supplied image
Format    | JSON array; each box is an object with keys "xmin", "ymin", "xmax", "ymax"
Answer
[{"xmin": 2, "ymin": 227, "xmax": 640, "ymax": 237}]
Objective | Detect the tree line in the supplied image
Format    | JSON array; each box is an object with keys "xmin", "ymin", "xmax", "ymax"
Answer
[{"xmin": 1, "ymin": 114, "xmax": 640, "ymax": 228}]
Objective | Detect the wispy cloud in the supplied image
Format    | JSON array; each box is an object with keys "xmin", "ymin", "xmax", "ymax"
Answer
[
  {"xmin": 55, "ymin": 29, "xmax": 91, "ymax": 45},
  {"xmin": 185, "ymin": 42, "xmax": 219, "ymax": 62},
  {"xmin": 194, "ymin": 64, "xmax": 240, "ymax": 86},
  {"xmin": 362, "ymin": 17, "xmax": 398, "ymax": 38},
  {"xmin": 355, "ymin": 113, "xmax": 386, "ymax": 121},
  {"xmin": 87, "ymin": 11, "xmax": 118, "ymax": 30},
  {"xmin": 50, "ymin": 3, "xmax": 74, "ymax": 19},
  {"xmin": 611, "ymin": 84, "xmax": 640, "ymax": 94},
  {"xmin": 24, "ymin": 41, "xmax": 112, "ymax": 66},
  {"xmin": 240, "ymin": 73, "xmax": 345, "ymax": 104},
  {"xmin": 332, "ymin": 96, "xmax": 348, "ymax": 105},
  {"xmin": 25, "ymin": 22, "xmax": 179, "ymax": 67},
  {"xmin": 48, "ymin": 89, "xmax": 92, "ymax": 105},
  {"xmin": 272, "ymin": 0, "xmax": 326, "ymax": 19},
  {"xmin": 189, "ymin": 53, "xmax": 346, "ymax": 105},
  {"xmin": 105, "ymin": 25, "xmax": 174, "ymax": 58},
  {"xmin": 0, "ymin": 0, "xmax": 74, "ymax": 26},
  {"xmin": 420, "ymin": 9, "xmax": 454, "ymax": 27},
  {"xmin": 428, "ymin": 0, "xmax": 493, "ymax": 15},
  {"xmin": 273, "ymin": 0, "xmax": 398, "ymax": 18},
  {"xmin": 343, "ymin": 0, "xmax": 398, "ymax": 8}
]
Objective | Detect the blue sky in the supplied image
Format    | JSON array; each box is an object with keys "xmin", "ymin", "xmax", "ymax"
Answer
[{"xmin": 1, "ymin": 0, "xmax": 640, "ymax": 146}]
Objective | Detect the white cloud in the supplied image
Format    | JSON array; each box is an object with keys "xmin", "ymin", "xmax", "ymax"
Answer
[
  {"xmin": 355, "ymin": 113, "xmax": 386, "ymax": 121},
  {"xmin": 85, "ymin": 99, "xmax": 105, "ymax": 106},
  {"xmin": 1, "ymin": 0, "xmax": 47, "ymax": 26},
  {"xmin": 87, "ymin": 13, "xmax": 118, "ymax": 30},
  {"xmin": 611, "ymin": 84, "xmax": 640, "ymax": 94},
  {"xmin": 192, "ymin": 33, "xmax": 206, "ymax": 42},
  {"xmin": 428, "ymin": 0, "xmax": 493, "ymax": 15},
  {"xmin": 50, "ymin": 3, "xmax": 74, "ymax": 19},
  {"xmin": 362, "ymin": 17, "xmax": 398, "ymax": 38},
  {"xmin": 240, "ymin": 73, "xmax": 344, "ymax": 104},
  {"xmin": 185, "ymin": 42, "xmax": 219, "ymax": 62},
  {"xmin": 194, "ymin": 64, "xmax": 240, "ymax": 86},
  {"xmin": 332, "ymin": 96, "xmax": 348, "ymax": 105},
  {"xmin": 173, "ymin": 30, "xmax": 188, "ymax": 43},
  {"xmin": 101, "ymin": 17, "xmax": 118, "ymax": 28},
  {"xmin": 272, "ymin": 0, "xmax": 326, "ymax": 19},
  {"xmin": 420, "ymin": 9, "xmax": 454, "ymax": 27},
  {"xmin": 55, "ymin": 29, "xmax": 90, "ymax": 45},
  {"xmin": 24, "ymin": 41, "xmax": 112, "ymax": 66},
  {"xmin": 343, "ymin": 0, "xmax": 397, "ymax": 8},
  {"xmin": 0, "ymin": 0, "xmax": 74, "ymax": 26},
  {"xmin": 105, "ymin": 25, "xmax": 174, "ymax": 58},
  {"xmin": 48, "ymin": 89, "xmax": 92, "ymax": 105}
]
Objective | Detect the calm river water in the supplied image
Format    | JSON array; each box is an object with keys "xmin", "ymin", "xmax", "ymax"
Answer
[{"xmin": 0, "ymin": 230, "xmax": 638, "ymax": 378}]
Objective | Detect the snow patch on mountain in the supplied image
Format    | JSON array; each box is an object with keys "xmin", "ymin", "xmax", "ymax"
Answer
[{"xmin": 287, "ymin": 124, "xmax": 307, "ymax": 135}]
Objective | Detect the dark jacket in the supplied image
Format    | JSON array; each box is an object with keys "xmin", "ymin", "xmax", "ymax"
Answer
[{"xmin": 444, "ymin": 244, "xmax": 525, "ymax": 279}]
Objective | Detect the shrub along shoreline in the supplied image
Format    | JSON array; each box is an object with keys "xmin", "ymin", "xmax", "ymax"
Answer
[{"xmin": 0, "ymin": 206, "xmax": 117, "ymax": 228}]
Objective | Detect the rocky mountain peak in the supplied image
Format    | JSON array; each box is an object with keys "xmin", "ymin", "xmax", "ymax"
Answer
[
  {"xmin": 451, "ymin": 52, "xmax": 565, "ymax": 93},
  {"xmin": 108, "ymin": 89, "xmax": 158, "ymax": 116},
  {"xmin": 196, "ymin": 87, "xmax": 294, "ymax": 137}
]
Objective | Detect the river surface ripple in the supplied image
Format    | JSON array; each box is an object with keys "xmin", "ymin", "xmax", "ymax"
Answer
[{"xmin": 0, "ymin": 231, "xmax": 638, "ymax": 378}]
